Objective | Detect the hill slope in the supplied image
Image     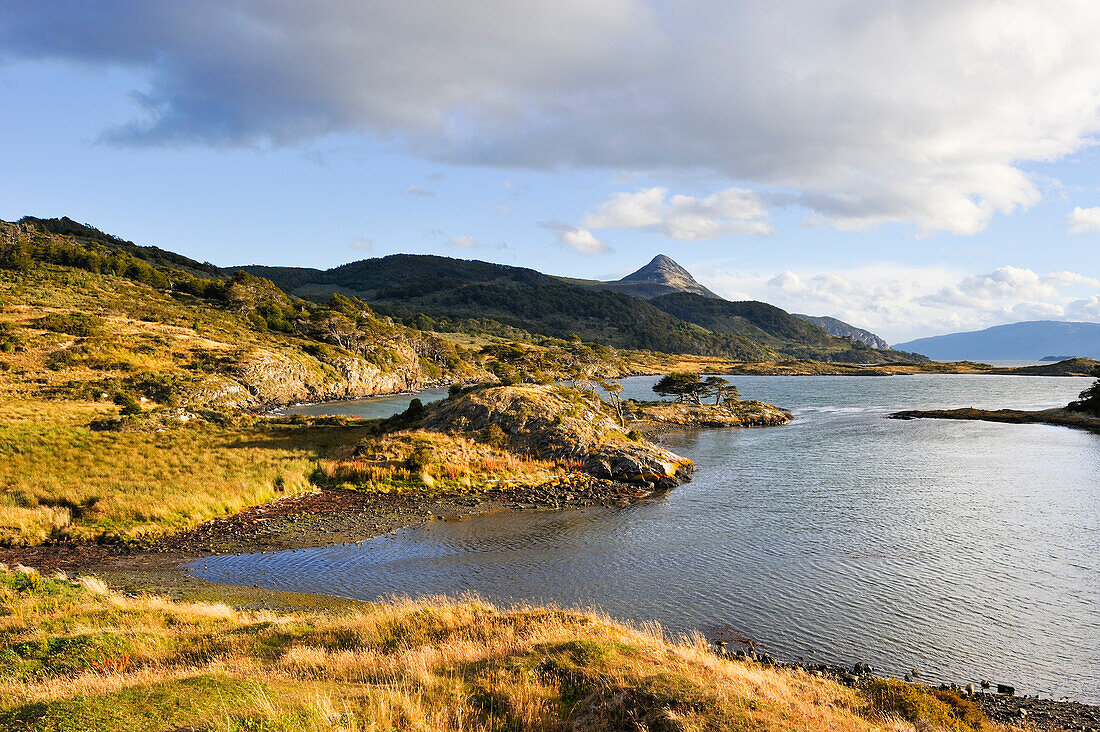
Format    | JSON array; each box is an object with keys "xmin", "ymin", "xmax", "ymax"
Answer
[
  {"xmin": 650, "ymin": 293, "xmax": 927, "ymax": 363},
  {"xmin": 794, "ymin": 314, "xmax": 890, "ymax": 349},
  {"xmin": 241, "ymin": 255, "xmax": 778, "ymax": 359},
  {"xmin": 0, "ymin": 218, "xmax": 482, "ymax": 411},
  {"xmin": 244, "ymin": 254, "xmax": 924, "ymax": 362},
  {"xmin": 895, "ymin": 321, "xmax": 1100, "ymax": 360}
]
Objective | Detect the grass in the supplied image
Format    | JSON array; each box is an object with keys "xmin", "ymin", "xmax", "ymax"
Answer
[
  {"xmin": 0, "ymin": 566, "xmax": 989, "ymax": 732},
  {"xmin": 319, "ymin": 430, "xmax": 580, "ymax": 494},
  {"xmin": 0, "ymin": 395, "xmax": 380, "ymax": 545}
]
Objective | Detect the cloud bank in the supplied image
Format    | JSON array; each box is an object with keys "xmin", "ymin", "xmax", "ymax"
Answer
[
  {"xmin": 6, "ymin": 2, "xmax": 1100, "ymax": 233},
  {"xmin": 700, "ymin": 264, "xmax": 1100, "ymax": 343},
  {"xmin": 583, "ymin": 188, "xmax": 772, "ymax": 240},
  {"xmin": 542, "ymin": 220, "xmax": 610, "ymax": 255}
]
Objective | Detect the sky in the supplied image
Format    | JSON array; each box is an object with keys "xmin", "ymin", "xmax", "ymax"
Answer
[{"xmin": 1, "ymin": 1, "xmax": 1100, "ymax": 344}]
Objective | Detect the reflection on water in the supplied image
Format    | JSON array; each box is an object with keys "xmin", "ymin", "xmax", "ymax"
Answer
[{"xmin": 194, "ymin": 374, "xmax": 1100, "ymax": 702}]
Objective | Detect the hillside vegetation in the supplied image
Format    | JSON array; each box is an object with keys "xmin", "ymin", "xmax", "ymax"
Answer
[
  {"xmin": 649, "ymin": 293, "xmax": 925, "ymax": 363},
  {"xmin": 0, "ymin": 567, "xmax": 994, "ymax": 732},
  {"xmin": 242, "ymin": 255, "xmax": 924, "ymax": 363},
  {"xmin": 0, "ymin": 218, "xmax": 482, "ymax": 412}
]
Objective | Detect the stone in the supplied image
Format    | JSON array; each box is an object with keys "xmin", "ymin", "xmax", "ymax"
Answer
[{"xmin": 997, "ymin": 684, "xmax": 1016, "ymax": 695}]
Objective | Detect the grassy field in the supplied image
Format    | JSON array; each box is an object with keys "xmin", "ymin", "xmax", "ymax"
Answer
[
  {"xmin": 0, "ymin": 566, "xmax": 991, "ymax": 732},
  {"xmin": 0, "ymin": 395, "xmax": 381, "ymax": 545}
]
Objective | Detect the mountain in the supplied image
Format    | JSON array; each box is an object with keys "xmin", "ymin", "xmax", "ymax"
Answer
[
  {"xmin": 649, "ymin": 293, "xmax": 926, "ymax": 363},
  {"xmin": 894, "ymin": 321, "xmax": 1100, "ymax": 360},
  {"xmin": 576, "ymin": 254, "xmax": 721, "ymax": 299},
  {"xmin": 243, "ymin": 254, "xmax": 924, "ymax": 363},
  {"xmin": 241, "ymin": 255, "xmax": 775, "ymax": 360},
  {"xmin": 793, "ymin": 314, "xmax": 890, "ymax": 349}
]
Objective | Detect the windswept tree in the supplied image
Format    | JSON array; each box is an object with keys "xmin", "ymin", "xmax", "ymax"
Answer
[
  {"xmin": 597, "ymin": 378, "xmax": 626, "ymax": 426},
  {"xmin": 1068, "ymin": 366, "xmax": 1100, "ymax": 416},
  {"xmin": 702, "ymin": 375, "xmax": 740, "ymax": 406},
  {"xmin": 653, "ymin": 373, "xmax": 742, "ymax": 408},
  {"xmin": 653, "ymin": 373, "xmax": 705, "ymax": 403}
]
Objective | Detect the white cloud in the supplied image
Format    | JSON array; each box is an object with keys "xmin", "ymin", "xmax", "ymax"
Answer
[
  {"xmin": 1068, "ymin": 206, "xmax": 1100, "ymax": 234},
  {"xmin": 404, "ymin": 185, "xmax": 434, "ymax": 197},
  {"xmin": 542, "ymin": 220, "xmax": 610, "ymax": 254},
  {"xmin": 449, "ymin": 235, "xmax": 477, "ymax": 248},
  {"xmin": 8, "ymin": 3, "xmax": 1100, "ymax": 233},
  {"xmin": 583, "ymin": 187, "xmax": 772, "ymax": 240},
  {"xmin": 349, "ymin": 238, "xmax": 373, "ymax": 251},
  {"xmin": 698, "ymin": 263, "xmax": 1100, "ymax": 343}
]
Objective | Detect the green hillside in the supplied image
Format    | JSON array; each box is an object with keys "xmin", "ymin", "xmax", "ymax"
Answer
[
  {"xmin": 649, "ymin": 292, "xmax": 928, "ymax": 363},
  {"xmin": 242, "ymin": 255, "xmax": 924, "ymax": 362},
  {"xmin": 0, "ymin": 218, "xmax": 483, "ymax": 412},
  {"xmin": 242, "ymin": 256, "xmax": 778, "ymax": 359}
]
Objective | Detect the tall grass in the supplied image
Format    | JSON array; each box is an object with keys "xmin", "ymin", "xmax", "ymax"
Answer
[
  {"xmin": 0, "ymin": 566, "xmax": 974, "ymax": 732},
  {"xmin": 0, "ymin": 397, "xmax": 374, "ymax": 544}
]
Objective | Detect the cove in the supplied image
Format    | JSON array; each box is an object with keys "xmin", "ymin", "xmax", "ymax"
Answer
[{"xmin": 192, "ymin": 374, "xmax": 1100, "ymax": 702}]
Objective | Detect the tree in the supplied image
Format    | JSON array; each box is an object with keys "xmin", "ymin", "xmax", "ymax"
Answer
[
  {"xmin": 702, "ymin": 376, "xmax": 740, "ymax": 406},
  {"xmin": 1068, "ymin": 366, "xmax": 1100, "ymax": 416},
  {"xmin": 653, "ymin": 373, "xmax": 742, "ymax": 408},
  {"xmin": 653, "ymin": 373, "xmax": 706, "ymax": 403},
  {"xmin": 597, "ymin": 378, "xmax": 626, "ymax": 426}
]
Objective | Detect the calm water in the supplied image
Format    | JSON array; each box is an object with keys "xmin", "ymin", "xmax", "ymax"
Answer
[{"xmin": 194, "ymin": 374, "xmax": 1100, "ymax": 701}]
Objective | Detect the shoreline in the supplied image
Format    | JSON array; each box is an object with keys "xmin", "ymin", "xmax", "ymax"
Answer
[
  {"xmin": 5, "ymin": 486, "xmax": 1100, "ymax": 722},
  {"xmin": 890, "ymin": 406, "xmax": 1100, "ymax": 434},
  {"xmin": 4, "ymin": 391, "xmax": 1098, "ymax": 721}
]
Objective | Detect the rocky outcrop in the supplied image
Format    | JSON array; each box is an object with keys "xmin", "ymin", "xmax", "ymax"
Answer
[
  {"xmin": 181, "ymin": 347, "xmax": 453, "ymax": 411},
  {"xmin": 421, "ymin": 385, "xmax": 695, "ymax": 489},
  {"xmin": 793, "ymin": 314, "xmax": 890, "ymax": 350}
]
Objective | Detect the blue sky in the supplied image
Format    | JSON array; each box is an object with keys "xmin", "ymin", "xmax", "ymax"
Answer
[{"xmin": 2, "ymin": 2, "xmax": 1100, "ymax": 343}]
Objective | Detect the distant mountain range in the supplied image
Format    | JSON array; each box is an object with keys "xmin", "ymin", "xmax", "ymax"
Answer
[
  {"xmin": 241, "ymin": 254, "xmax": 925, "ymax": 363},
  {"xmin": 894, "ymin": 321, "xmax": 1100, "ymax": 360}
]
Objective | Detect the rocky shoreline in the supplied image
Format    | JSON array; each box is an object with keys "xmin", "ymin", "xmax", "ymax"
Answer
[{"xmin": 708, "ymin": 649, "xmax": 1100, "ymax": 731}]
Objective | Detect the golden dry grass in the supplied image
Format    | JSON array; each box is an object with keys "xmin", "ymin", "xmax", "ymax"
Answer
[
  {"xmin": 0, "ymin": 566, "xmax": 989, "ymax": 732},
  {"xmin": 0, "ymin": 394, "xmax": 378, "ymax": 545},
  {"xmin": 320, "ymin": 429, "xmax": 574, "ymax": 493}
]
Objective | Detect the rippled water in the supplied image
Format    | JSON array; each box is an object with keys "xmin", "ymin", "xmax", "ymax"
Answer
[{"xmin": 194, "ymin": 374, "xmax": 1100, "ymax": 701}]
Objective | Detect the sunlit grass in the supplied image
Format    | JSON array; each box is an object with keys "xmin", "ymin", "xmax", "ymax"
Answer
[
  {"xmin": 0, "ymin": 395, "xmax": 380, "ymax": 545},
  {"xmin": 0, "ymin": 567, "xmax": 987, "ymax": 732},
  {"xmin": 319, "ymin": 429, "xmax": 579, "ymax": 493}
]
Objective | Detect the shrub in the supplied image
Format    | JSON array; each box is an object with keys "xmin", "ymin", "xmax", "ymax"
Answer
[
  {"xmin": 36, "ymin": 312, "xmax": 103, "ymax": 337},
  {"xmin": 112, "ymin": 391, "xmax": 143, "ymax": 417},
  {"xmin": 862, "ymin": 679, "xmax": 984, "ymax": 732},
  {"xmin": 482, "ymin": 424, "xmax": 507, "ymax": 448}
]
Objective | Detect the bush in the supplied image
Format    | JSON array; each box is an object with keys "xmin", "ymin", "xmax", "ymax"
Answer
[
  {"xmin": 862, "ymin": 679, "xmax": 984, "ymax": 732},
  {"xmin": 36, "ymin": 312, "xmax": 103, "ymax": 337},
  {"xmin": 482, "ymin": 424, "xmax": 507, "ymax": 448},
  {"xmin": 112, "ymin": 391, "xmax": 143, "ymax": 417}
]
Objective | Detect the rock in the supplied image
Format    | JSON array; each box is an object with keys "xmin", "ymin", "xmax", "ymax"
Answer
[
  {"xmin": 981, "ymin": 680, "xmax": 991, "ymax": 689},
  {"xmin": 965, "ymin": 683, "xmax": 976, "ymax": 695},
  {"xmin": 997, "ymin": 684, "xmax": 1016, "ymax": 696}
]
